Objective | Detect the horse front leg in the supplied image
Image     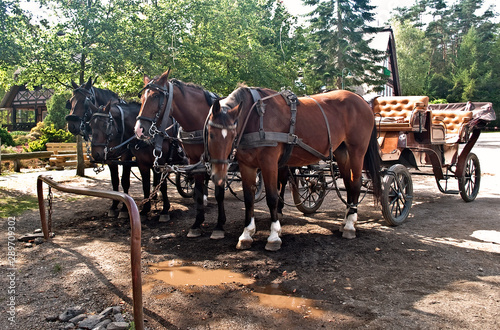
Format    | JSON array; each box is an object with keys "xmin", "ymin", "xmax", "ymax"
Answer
[
  {"xmin": 210, "ymin": 184, "xmax": 226, "ymax": 239},
  {"xmin": 236, "ymin": 166, "xmax": 258, "ymax": 250},
  {"xmin": 187, "ymin": 173, "xmax": 206, "ymax": 238},
  {"xmin": 138, "ymin": 166, "xmax": 151, "ymax": 220},
  {"xmin": 263, "ymin": 167, "xmax": 282, "ymax": 251},
  {"xmin": 158, "ymin": 177, "xmax": 171, "ymax": 223},
  {"xmin": 118, "ymin": 163, "xmax": 132, "ymax": 219},
  {"xmin": 108, "ymin": 162, "xmax": 120, "ymax": 217}
]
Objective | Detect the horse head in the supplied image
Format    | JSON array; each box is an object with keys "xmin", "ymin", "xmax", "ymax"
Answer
[
  {"xmin": 88, "ymin": 101, "xmax": 118, "ymax": 162},
  {"xmin": 65, "ymin": 77, "xmax": 97, "ymax": 137},
  {"xmin": 207, "ymin": 99, "xmax": 241, "ymax": 186},
  {"xmin": 135, "ymin": 69, "xmax": 171, "ymax": 141}
]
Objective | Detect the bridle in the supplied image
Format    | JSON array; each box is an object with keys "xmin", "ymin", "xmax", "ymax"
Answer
[
  {"xmin": 205, "ymin": 108, "xmax": 238, "ymax": 166},
  {"xmin": 65, "ymin": 87, "xmax": 98, "ymax": 141},
  {"xmin": 137, "ymin": 80, "xmax": 176, "ymax": 170},
  {"xmin": 89, "ymin": 105, "xmax": 130, "ymax": 162},
  {"xmin": 136, "ymin": 80, "xmax": 174, "ymax": 139}
]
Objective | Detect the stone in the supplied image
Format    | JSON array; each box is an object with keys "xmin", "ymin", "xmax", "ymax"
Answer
[
  {"xmin": 78, "ymin": 314, "xmax": 107, "ymax": 329},
  {"xmin": 113, "ymin": 313, "xmax": 125, "ymax": 322},
  {"xmin": 68, "ymin": 313, "xmax": 87, "ymax": 324},
  {"xmin": 91, "ymin": 318, "xmax": 112, "ymax": 329},
  {"xmin": 99, "ymin": 307, "xmax": 114, "ymax": 316},
  {"xmin": 34, "ymin": 237, "xmax": 45, "ymax": 245},
  {"xmin": 59, "ymin": 306, "xmax": 85, "ymax": 322},
  {"xmin": 106, "ymin": 322, "xmax": 129, "ymax": 330},
  {"xmin": 34, "ymin": 228, "xmax": 42, "ymax": 233}
]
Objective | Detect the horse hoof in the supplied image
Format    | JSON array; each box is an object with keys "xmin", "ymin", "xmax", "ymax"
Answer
[
  {"xmin": 236, "ymin": 239, "xmax": 253, "ymax": 250},
  {"xmin": 118, "ymin": 211, "xmax": 129, "ymax": 219},
  {"xmin": 342, "ymin": 230, "xmax": 356, "ymax": 239},
  {"xmin": 265, "ymin": 240, "xmax": 282, "ymax": 251},
  {"xmin": 210, "ymin": 230, "xmax": 225, "ymax": 240},
  {"xmin": 158, "ymin": 214, "xmax": 170, "ymax": 223},
  {"xmin": 187, "ymin": 228, "xmax": 202, "ymax": 238},
  {"xmin": 107, "ymin": 209, "xmax": 119, "ymax": 217}
]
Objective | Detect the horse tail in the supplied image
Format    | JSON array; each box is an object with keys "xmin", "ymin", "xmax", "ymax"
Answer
[{"xmin": 364, "ymin": 124, "xmax": 382, "ymax": 202}]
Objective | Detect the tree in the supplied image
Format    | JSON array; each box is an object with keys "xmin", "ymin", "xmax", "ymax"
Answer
[
  {"xmin": 393, "ymin": 20, "xmax": 431, "ymax": 96},
  {"xmin": 301, "ymin": 0, "xmax": 387, "ymax": 93},
  {"xmin": 44, "ymin": 91, "xmax": 72, "ymax": 130}
]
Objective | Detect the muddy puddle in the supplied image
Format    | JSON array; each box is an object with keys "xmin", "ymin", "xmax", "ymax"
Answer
[{"xmin": 144, "ymin": 260, "xmax": 324, "ymax": 318}]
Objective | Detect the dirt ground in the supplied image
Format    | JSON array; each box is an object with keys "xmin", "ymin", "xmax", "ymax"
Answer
[{"xmin": 1, "ymin": 133, "xmax": 499, "ymax": 329}]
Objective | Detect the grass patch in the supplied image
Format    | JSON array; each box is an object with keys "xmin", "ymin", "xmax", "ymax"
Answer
[{"xmin": 0, "ymin": 188, "xmax": 39, "ymax": 218}]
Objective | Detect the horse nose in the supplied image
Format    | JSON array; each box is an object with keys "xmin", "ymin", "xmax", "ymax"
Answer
[
  {"xmin": 134, "ymin": 121, "xmax": 144, "ymax": 139},
  {"xmin": 211, "ymin": 173, "xmax": 225, "ymax": 187}
]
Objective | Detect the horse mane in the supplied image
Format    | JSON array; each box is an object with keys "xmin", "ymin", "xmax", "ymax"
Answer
[{"xmin": 222, "ymin": 85, "xmax": 259, "ymax": 109}]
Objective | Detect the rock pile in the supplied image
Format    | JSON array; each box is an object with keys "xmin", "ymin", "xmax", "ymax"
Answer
[{"xmin": 46, "ymin": 305, "xmax": 132, "ymax": 329}]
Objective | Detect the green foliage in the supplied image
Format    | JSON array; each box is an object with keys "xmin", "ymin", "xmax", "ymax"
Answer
[
  {"xmin": 0, "ymin": 127, "xmax": 15, "ymax": 147},
  {"xmin": 27, "ymin": 123, "xmax": 74, "ymax": 152},
  {"xmin": 44, "ymin": 91, "xmax": 72, "ymax": 130}
]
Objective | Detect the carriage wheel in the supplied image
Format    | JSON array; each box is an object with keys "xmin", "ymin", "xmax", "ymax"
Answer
[
  {"xmin": 227, "ymin": 170, "xmax": 265, "ymax": 202},
  {"xmin": 175, "ymin": 172, "xmax": 195, "ymax": 198},
  {"xmin": 381, "ymin": 164, "xmax": 413, "ymax": 226},
  {"xmin": 290, "ymin": 167, "xmax": 327, "ymax": 214},
  {"xmin": 458, "ymin": 152, "xmax": 481, "ymax": 202}
]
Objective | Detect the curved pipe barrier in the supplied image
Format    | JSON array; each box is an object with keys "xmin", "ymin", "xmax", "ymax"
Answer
[{"xmin": 36, "ymin": 175, "xmax": 144, "ymax": 330}]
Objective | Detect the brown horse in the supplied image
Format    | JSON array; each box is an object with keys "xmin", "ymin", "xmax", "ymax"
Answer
[
  {"xmin": 88, "ymin": 100, "xmax": 186, "ymax": 222},
  {"xmin": 134, "ymin": 71, "xmax": 226, "ymax": 239},
  {"xmin": 206, "ymin": 87, "xmax": 382, "ymax": 251}
]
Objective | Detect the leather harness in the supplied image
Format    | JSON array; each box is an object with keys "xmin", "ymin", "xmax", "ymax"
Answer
[{"xmin": 237, "ymin": 88, "xmax": 332, "ymax": 167}]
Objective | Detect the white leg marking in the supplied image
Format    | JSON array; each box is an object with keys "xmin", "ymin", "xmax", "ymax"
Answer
[
  {"xmin": 342, "ymin": 213, "xmax": 358, "ymax": 239},
  {"xmin": 236, "ymin": 217, "xmax": 256, "ymax": 250},
  {"xmin": 265, "ymin": 220, "xmax": 282, "ymax": 251},
  {"xmin": 203, "ymin": 194, "xmax": 208, "ymax": 207},
  {"xmin": 268, "ymin": 221, "xmax": 282, "ymax": 242}
]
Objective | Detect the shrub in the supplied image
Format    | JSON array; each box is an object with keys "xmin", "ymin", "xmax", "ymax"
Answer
[
  {"xmin": 27, "ymin": 124, "xmax": 75, "ymax": 152},
  {"xmin": 44, "ymin": 91, "xmax": 72, "ymax": 130},
  {"xmin": 0, "ymin": 127, "xmax": 15, "ymax": 147}
]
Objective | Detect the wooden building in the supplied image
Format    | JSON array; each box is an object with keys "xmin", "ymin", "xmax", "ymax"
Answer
[{"xmin": 0, "ymin": 85, "xmax": 53, "ymax": 131}]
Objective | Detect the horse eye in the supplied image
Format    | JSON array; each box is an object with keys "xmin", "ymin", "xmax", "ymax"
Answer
[{"xmin": 209, "ymin": 133, "xmax": 214, "ymax": 139}]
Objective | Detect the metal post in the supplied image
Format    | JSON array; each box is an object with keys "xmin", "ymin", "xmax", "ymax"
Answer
[{"xmin": 36, "ymin": 175, "xmax": 144, "ymax": 330}]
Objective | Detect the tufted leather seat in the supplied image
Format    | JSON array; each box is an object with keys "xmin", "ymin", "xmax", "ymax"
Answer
[
  {"xmin": 372, "ymin": 96, "xmax": 429, "ymax": 131},
  {"xmin": 431, "ymin": 110, "xmax": 473, "ymax": 143}
]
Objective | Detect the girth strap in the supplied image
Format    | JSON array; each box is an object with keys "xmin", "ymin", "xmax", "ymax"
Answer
[{"xmin": 249, "ymin": 88, "xmax": 265, "ymax": 139}]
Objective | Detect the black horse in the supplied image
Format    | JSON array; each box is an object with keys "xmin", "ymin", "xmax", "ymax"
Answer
[{"xmin": 89, "ymin": 100, "xmax": 186, "ymax": 221}]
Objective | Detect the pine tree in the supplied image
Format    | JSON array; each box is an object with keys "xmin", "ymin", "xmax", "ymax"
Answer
[{"xmin": 302, "ymin": 0, "xmax": 387, "ymax": 92}]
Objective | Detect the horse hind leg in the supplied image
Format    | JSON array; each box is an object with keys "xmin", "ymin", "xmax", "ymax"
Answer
[{"xmin": 341, "ymin": 205, "xmax": 358, "ymax": 239}]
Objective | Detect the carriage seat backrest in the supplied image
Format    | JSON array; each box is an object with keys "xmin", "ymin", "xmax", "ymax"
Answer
[
  {"xmin": 431, "ymin": 110, "xmax": 473, "ymax": 137},
  {"xmin": 372, "ymin": 96, "xmax": 429, "ymax": 122}
]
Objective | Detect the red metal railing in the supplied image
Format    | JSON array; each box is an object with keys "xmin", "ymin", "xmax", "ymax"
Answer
[{"xmin": 36, "ymin": 175, "xmax": 144, "ymax": 330}]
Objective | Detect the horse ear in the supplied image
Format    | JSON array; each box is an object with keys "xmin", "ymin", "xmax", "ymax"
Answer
[
  {"xmin": 85, "ymin": 77, "xmax": 92, "ymax": 90},
  {"xmin": 71, "ymin": 81, "xmax": 79, "ymax": 89},
  {"xmin": 143, "ymin": 75, "xmax": 151, "ymax": 85},
  {"xmin": 212, "ymin": 99, "xmax": 221, "ymax": 115}
]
